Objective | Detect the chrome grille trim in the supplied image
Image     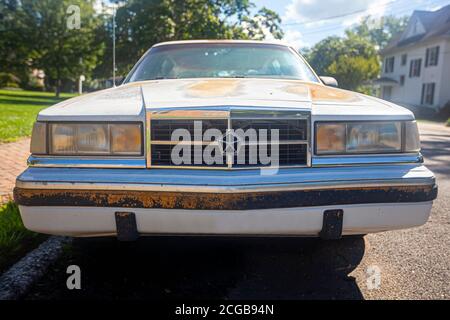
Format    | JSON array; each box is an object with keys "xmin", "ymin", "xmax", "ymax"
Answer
[{"xmin": 146, "ymin": 107, "xmax": 311, "ymax": 170}]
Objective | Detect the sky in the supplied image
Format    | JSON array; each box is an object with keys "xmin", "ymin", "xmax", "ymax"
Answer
[
  {"xmin": 97, "ymin": 0, "xmax": 450, "ymax": 49},
  {"xmin": 252, "ymin": 0, "xmax": 450, "ymax": 48}
]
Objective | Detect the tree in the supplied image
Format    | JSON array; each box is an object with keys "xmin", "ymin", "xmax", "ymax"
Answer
[
  {"xmin": 327, "ymin": 55, "xmax": 379, "ymax": 92},
  {"xmin": 348, "ymin": 15, "xmax": 409, "ymax": 50},
  {"xmin": 94, "ymin": 0, "xmax": 284, "ymax": 77},
  {"xmin": 242, "ymin": 8, "xmax": 284, "ymax": 40},
  {"xmin": 305, "ymin": 33, "xmax": 380, "ymax": 92},
  {"xmin": 303, "ymin": 36, "xmax": 345, "ymax": 76},
  {"xmin": 0, "ymin": 0, "xmax": 34, "ymax": 85},
  {"xmin": 303, "ymin": 15, "xmax": 406, "ymax": 93},
  {"xmin": 2, "ymin": 0, "xmax": 284, "ymax": 91},
  {"xmin": 3, "ymin": 0, "xmax": 104, "ymax": 96}
]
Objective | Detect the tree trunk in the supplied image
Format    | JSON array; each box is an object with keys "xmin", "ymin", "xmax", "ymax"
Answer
[
  {"xmin": 55, "ymin": 67, "xmax": 61, "ymax": 98},
  {"xmin": 55, "ymin": 80, "xmax": 61, "ymax": 98}
]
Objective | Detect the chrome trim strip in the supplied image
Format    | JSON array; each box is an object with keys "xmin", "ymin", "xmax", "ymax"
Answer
[
  {"xmin": 16, "ymin": 164, "xmax": 435, "ymax": 193},
  {"xmin": 150, "ymin": 108, "xmax": 229, "ymax": 119},
  {"xmin": 15, "ymin": 178, "xmax": 434, "ymax": 193},
  {"xmin": 227, "ymin": 115, "xmax": 233, "ymax": 169},
  {"xmin": 149, "ymin": 106, "xmax": 311, "ymax": 119},
  {"xmin": 151, "ymin": 140, "xmax": 221, "ymax": 146},
  {"xmin": 146, "ymin": 111, "xmax": 152, "ymax": 167},
  {"xmin": 312, "ymin": 153, "xmax": 423, "ymax": 166},
  {"xmin": 150, "ymin": 140, "xmax": 308, "ymax": 146},
  {"xmin": 28, "ymin": 156, "xmax": 146, "ymax": 169}
]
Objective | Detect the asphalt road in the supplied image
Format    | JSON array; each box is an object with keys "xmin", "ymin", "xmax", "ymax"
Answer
[{"xmin": 25, "ymin": 122, "xmax": 450, "ymax": 300}]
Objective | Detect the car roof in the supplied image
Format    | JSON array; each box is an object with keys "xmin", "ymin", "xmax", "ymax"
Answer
[{"xmin": 152, "ymin": 39, "xmax": 292, "ymax": 48}]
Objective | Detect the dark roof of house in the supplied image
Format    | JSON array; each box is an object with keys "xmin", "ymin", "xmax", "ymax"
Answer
[
  {"xmin": 381, "ymin": 4, "xmax": 450, "ymax": 55},
  {"xmin": 372, "ymin": 77, "xmax": 398, "ymax": 85}
]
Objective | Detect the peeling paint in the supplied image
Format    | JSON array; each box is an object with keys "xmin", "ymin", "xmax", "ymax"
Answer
[
  {"xmin": 305, "ymin": 83, "xmax": 363, "ymax": 103},
  {"xmin": 283, "ymin": 85, "xmax": 309, "ymax": 96},
  {"xmin": 186, "ymin": 79, "xmax": 241, "ymax": 98},
  {"xmin": 14, "ymin": 185, "xmax": 438, "ymax": 210}
]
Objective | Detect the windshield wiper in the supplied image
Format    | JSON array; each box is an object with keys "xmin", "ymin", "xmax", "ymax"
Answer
[
  {"xmin": 141, "ymin": 76, "xmax": 177, "ymax": 81},
  {"xmin": 221, "ymin": 75, "xmax": 247, "ymax": 78}
]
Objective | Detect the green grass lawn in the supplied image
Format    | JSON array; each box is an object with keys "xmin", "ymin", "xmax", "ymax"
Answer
[
  {"xmin": 0, "ymin": 89, "xmax": 76, "ymax": 143},
  {"xmin": 0, "ymin": 202, "xmax": 46, "ymax": 273}
]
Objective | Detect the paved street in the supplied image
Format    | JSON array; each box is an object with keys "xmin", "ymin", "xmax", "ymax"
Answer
[
  {"xmin": 0, "ymin": 123, "xmax": 448, "ymax": 300},
  {"xmin": 353, "ymin": 122, "xmax": 450, "ymax": 299}
]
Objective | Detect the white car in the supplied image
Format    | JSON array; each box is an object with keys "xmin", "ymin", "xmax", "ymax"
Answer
[{"xmin": 14, "ymin": 40, "xmax": 437, "ymax": 241}]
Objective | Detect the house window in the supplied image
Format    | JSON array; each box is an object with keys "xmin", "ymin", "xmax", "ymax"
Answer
[
  {"xmin": 425, "ymin": 46, "xmax": 439, "ymax": 67},
  {"xmin": 401, "ymin": 54, "xmax": 407, "ymax": 66},
  {"xmin": 384, "ymin": 56, "xmax": 395, "ymax": 73},
  {"xmin": 400, "ymin": 75, "xmax": 405, "ymax": 86},
  {"xmin": 421, "ymin": 83, "xmax": 435, "ymax": 105},
  {"xmin": 409, "ymin": 59, "xmax": 421, "ymax": 77}
]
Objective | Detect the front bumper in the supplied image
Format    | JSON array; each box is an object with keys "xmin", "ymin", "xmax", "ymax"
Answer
[{"xmin": 14, "ymin": 164, "xmax": 437, "ymax": 237}]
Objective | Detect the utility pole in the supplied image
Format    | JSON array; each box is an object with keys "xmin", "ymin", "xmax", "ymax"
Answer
[
  {"xmin": 112, "ymin": 4, "xmax": 116, "ymax": 87},
  {"xmin": 79, "ymin": 75, "xmax": 85, "ymax": 95}
]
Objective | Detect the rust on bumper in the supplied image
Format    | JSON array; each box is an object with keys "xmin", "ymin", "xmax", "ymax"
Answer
[{"xmin": 14, "ymin": 184, "xmax": 438, "ymax": 210}]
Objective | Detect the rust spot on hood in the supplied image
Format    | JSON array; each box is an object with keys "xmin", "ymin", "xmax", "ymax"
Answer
[
  {"xmin": 305, "ymin": 83, "xmax": 362, "ymax": 103},
  {"xmin": 186, "ymin": 79, "xmax": 241, "ymax": 98},
  {"xmin": 283, "ymin": 85, "xmax": 310, "ymax": 96}
]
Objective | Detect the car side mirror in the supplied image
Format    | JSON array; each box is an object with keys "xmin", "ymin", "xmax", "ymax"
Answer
[{"xmin": 320, "ymin": 76, "xmax": 338, "ymax": 87}]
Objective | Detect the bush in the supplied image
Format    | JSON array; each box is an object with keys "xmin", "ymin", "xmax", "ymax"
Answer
[
  {"xmin": 447, "ymin": 118, "xmax": 450, "ymax": 127},
  {"xmin": 0, "ymin": 73, "xmax": 21, "ymax": 89}
]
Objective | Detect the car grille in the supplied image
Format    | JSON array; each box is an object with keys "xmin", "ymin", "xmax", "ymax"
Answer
[
  {"xmin": 151, "ymin": 119, "xmax": 228, "ymax": 141},
  {"xmin": 231, "ymin": 119, "xmax": 307, "ymax": 141},
  {"xmin": 148, "ymin": 110, "xmax": 310, "ymax": 169},
  {"xmin": 151, "ymin": 144, "xmax": 228, "ymax": 167}
]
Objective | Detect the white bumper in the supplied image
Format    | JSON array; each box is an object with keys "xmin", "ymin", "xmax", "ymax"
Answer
[{"xmin": 19, "ymin": 202, "xmax": 432, "ymax": 237}]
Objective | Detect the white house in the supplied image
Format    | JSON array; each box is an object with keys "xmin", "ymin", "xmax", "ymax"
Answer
[{"xmin": 378, "ymin": 4, "xmax": 450, "ymax": 112}]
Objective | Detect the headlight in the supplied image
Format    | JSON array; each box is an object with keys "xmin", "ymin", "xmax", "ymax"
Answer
[
  {"xmin": 110, "ymin": 124, "xmax": 143, "ymax": 155},
  {"xmin": 31, "ymin": 122, "xmax": 143, "ymax": 156},
  {"xmin": 316, "ymin": 123, "xmax": 345, "ymax": 154},
  {"xmin": 404, "ymin": 121, "xmax": 421, "ymax": 152},
  {"xmin": 30, "ymin": 122, "xmax": 47, "ymax": 154},
  {"xmin": 316, "ymin": 121, "xmax": 420, "ymax": 155}
]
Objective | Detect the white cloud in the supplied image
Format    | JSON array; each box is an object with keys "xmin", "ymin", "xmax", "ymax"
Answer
[
  {"xmin": 282, "ymin": 0, "xmax": 408, "ymax": 28},
  {"xmin": 284, "ymin": 0, "xmax": 373, "ymax": 23},
  {"xmin": 280, "ymin": 0, "xmax": 442, "ymax": 47},
  {"xmin": 341, "ymin": 0, "xmax": 391, "ymax": 27},
  {"xmin": 283, "ymin": 29, "xmax": 307, "ymax": 49}
]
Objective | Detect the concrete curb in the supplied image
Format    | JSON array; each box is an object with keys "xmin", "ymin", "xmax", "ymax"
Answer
[{"xmin": 0, "ymin": 236, "xmax": 72, "ymax": 300}]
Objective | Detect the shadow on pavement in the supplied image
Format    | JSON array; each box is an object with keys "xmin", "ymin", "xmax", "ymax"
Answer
[
  {"xmin": 420, "ymin": 131, "xmax": 450, "ymax": 177},
  {"xmin": 26, "ymin": 236, "xmax": 365, "ymax": 300}
]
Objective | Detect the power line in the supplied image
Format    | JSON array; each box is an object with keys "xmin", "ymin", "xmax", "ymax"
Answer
[
  {"xmin": 298, "ymin": 9, "xmax": 408, "ymax": 36},
  {"xmin": 283, "ymin": 0, "xmax": 446, "ymax": 32},
  {"xmin": 282, "ymin": 0, "xmax": 398, "ymax": 26},
  {"xmin": 290, "ymin": 0, "xmax": 446, "ymax": 37}
]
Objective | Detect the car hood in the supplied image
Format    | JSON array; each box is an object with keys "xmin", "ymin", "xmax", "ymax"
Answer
[{"xmin": 38, "ymin": 78, "xmax": 413, "ymax": 121}]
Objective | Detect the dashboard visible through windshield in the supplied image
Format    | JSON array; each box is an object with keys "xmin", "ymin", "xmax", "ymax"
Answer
[{"xmin": 126, "ymin": 43, "xmax": 319, "ymax": 83}]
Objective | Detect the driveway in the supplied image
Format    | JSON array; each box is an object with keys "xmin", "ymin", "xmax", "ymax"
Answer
[{"xmin": 11, "ymin": 122, "xmax": 449, "ymax": 299}]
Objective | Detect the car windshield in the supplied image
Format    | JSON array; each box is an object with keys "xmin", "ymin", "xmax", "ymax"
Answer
[{"xmin": 126, "ymin": 43, "xmax": 319, "ymax": 83}]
